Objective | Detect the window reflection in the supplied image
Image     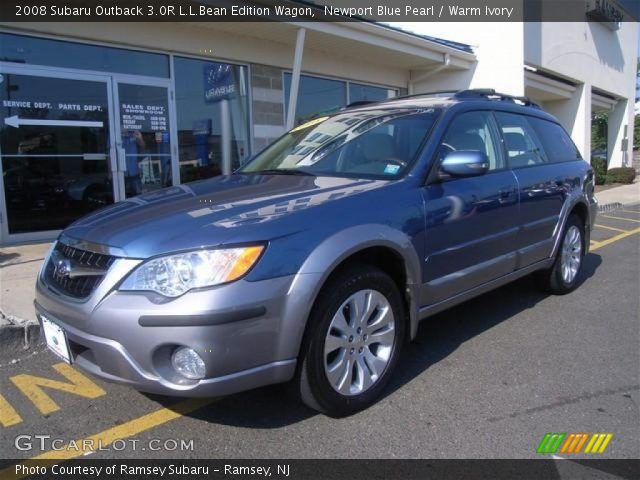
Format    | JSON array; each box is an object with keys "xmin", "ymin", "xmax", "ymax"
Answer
[
  {"xmin": 284, "ymin": 74, "xmax": 398, "ymax": 127},
  {"xmin": 284, "ymin": 74, "xmax": 346, "ymax": 126},
  {"xmin": 0, "ymin": 74, "xmax": 112, "ymax": 234},
  {"xmin": 174, "ymin": 58, "xmax": 250, "ymax": 182},
  {"xmin": 0, "ymin": 33, "xmax": 169, "ymax": 78}
]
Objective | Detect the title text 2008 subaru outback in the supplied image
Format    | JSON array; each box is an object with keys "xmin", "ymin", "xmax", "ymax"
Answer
[{"xmin": 36, "ymin": 89, "xmax": 596, "ymax": 417}]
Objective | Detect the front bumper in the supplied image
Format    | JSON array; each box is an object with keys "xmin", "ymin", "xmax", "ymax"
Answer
[{"xmin": 35, "ymin": 265, "xmax": 301, "ymax": 397}]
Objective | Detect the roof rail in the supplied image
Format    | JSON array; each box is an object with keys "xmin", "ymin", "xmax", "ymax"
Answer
[
  {"xmin": 340, "ymin": 89, "xmax": 541, "ymax": 110},
  {"xmin": 391, "ymin": 90, "xmax": 460, "ymax": 102},
  {"xmin": 454, "ymin": 89, "xmax": 541, "ymax": 108},
  {"xmin": 342, "ymin": 100, "xmax": 379, "ymax": 109}
]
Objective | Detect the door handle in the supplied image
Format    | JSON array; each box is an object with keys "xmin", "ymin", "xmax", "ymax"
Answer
[
  {"xmin": 498, "ymin": 187, "xmax": 517, "ymax": 204},
  {"xmin": 499, "ymin": 187, "xmax": 516, "ymax": 198}
]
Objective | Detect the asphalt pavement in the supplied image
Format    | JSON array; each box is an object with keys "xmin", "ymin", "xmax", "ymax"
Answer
[{"xmin": 0, "ymin": 206, "xmax": 638, "ymax": 462}]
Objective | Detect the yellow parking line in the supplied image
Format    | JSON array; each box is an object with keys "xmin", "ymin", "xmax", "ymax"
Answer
[
  {"xmin": 594, "ymin": 224, "xmax": 630, "ymax": 233},
  {"xmin": 0, "ymin": 397, "xmax": 216, "ymax": 480},
  {"xmin": 591, "ymin": 227, "xmax": 640, "ymax": 251},
  {"xmin": 600, "ymin": 215, "xmax": 640, "ymax": 223}
]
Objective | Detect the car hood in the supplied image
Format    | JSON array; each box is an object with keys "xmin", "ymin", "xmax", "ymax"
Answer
[{"xmin": 63, "ymin": 174, "xmax": 388, "ymax": 258}]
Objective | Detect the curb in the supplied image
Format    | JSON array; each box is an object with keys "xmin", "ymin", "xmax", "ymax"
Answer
[
  {"xmin": 597, "ymin": 202, "xmax": 624, "ymax": 212},
  {"xmin": 0, "ymin": 323, "xmax": 42, "ymax": 358},
  {"xmin": 0, "ymin": 310, "xmax": 42, "ymax": 359}
]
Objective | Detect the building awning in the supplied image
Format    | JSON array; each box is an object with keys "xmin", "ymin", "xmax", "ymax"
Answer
[{"xmin": 200, "ymin": 21, "xmax": 476, "ymax": 74}]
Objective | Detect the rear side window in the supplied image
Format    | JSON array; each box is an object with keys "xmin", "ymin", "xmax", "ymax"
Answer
[
  {"xmin": 527, "ymin": 117, "xmax": 582, "ymax": 163},
  {"xmin": 494, "ymin": 112, "xmax": 547, "ymax": 168}
]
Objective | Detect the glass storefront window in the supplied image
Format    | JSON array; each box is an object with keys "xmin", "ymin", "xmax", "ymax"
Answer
[
  {"xmin": 0, "ymin": 73, "xmax": 113, "ymax": 234},
  {"xmin": 349, "ymin": 83, "xmax": 397, "ymax": 103},
  {"xmin": 174, "ymin": 57, "xmax": 250, "ymax": 182},
  {"xmin": 117, "ymin": 84, "xmax": 172, "ymax": 196},
  {"xmin": 0, "ymin": 33, "xmax": 169, "ymax": 78},
  {"xmin": 284, "ymin": 73, "xmax": 347, "ymax": 126}
]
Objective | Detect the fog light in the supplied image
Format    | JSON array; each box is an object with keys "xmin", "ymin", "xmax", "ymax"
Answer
[{"xmin": 171, "ymin": 347, "xmax": 206, "ymax": 380}]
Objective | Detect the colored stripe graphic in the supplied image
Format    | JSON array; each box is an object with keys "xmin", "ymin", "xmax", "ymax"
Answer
[
  {"xmin": 537, "ymin": 433, "xmax": 566, "ymax": 454},
  {"xmin": 538, "ymin": 433, "xmax": 613, "ymax": 454},
  {"xmin": 585, "ymin": 433, "xmax": 613, "ymax": 454},
  {"xmin": 560, "ymin": 433, "xmax": 589, "ymax": 454}
]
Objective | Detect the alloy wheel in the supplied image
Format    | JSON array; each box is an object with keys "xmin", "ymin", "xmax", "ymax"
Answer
[{"xmin": 323, "ymin": 289, "xmax": 395, "ymax": 396}]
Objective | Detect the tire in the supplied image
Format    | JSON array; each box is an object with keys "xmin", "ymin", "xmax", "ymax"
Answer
[
  {"xmin": 536, "ymin": 214, "xmax": 586, "ymax": 294},
  {"xmin": 295, "ymin": 264, "xmax": 405, "ymax": 417}
]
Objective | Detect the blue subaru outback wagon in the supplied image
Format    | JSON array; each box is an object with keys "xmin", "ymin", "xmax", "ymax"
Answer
[{"xmin": 36, "ymin": 89, "xmax": 597, "ymax": 416}]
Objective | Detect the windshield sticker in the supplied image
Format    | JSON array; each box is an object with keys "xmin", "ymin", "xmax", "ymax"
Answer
[
  {"xmin": 383, "ymin": 164, "xmax": 400, "ymax": 175},
  {"xmin": 290, "ymin": 116, "xmax": 329, "ymax": 133}
]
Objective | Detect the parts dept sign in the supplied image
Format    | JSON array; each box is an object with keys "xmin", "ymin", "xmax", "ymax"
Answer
[{"xmin": 2, "ymin": 99, "xmax": 106, "ymax": 129}]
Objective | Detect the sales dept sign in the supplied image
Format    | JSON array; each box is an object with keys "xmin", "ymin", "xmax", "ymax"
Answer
[{"xmin": 204, "ymin": 63, "xmax": 236, "ymax": 103}]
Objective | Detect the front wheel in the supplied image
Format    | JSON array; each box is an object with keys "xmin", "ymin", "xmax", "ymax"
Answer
[
  {"xmin": 295, "ymin": 265, "xmax": 405, "ymax": 417},
  {"xmin": 536, "ymin": 214, "xmax": 585, "ymax": 294}
]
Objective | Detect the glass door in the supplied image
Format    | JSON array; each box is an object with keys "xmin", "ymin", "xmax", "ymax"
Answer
[
  {"xmin": 0, "ymin": 66, "xmax": 117, "ymax": 241},
  {"xmin": 113, "ymin": 80, "xmax": 174, "ymax": 199}
]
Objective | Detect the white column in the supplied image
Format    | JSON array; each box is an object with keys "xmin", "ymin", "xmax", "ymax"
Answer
[
  {"xmin": 285, "ymin": 28, "xmax": 306, "ymax": 130},
  {"xmin": 607, "ymin": 98, "xmax": 632, "ymax": 168},
  {"xmin": 221, "ymin": 98, "xmax": 232, "ymax": 175},
  {"xmin": 546, "ymin": 83, "xmax": 591, "ymax": 162}
]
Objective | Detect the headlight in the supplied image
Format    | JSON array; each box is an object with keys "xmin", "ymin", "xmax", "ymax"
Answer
[{"xmin": 120, "ymin": 245, "xmax": 264, "ymax": 297}]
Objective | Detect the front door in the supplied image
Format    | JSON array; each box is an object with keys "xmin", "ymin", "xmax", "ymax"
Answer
[
  {"xmin": 113, "ymin": 80, "xmax": 175, "ymax": 199},
  {"xmin": 420, "ymin": 110, "xmax": 520, "ymax": 306},
  {"xmin": 0, "ymin": 66, "xmax": 116, "ymax": 242}
]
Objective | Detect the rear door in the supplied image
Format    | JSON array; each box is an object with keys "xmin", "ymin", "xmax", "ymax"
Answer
[
  {"xmin": 420, "ymin": 110, "xmax": 519, "ymax": 306},
  {"xmin": 494, "ymin": 112, "xmax": 580, "ymax": 267}
]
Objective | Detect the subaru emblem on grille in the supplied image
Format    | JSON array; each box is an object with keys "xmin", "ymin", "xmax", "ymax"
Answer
[{"xmin": 54, "ymin": 258, "xmax": 72, "ymax": 278}]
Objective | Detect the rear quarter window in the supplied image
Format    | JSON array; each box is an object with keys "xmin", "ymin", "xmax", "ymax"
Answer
[{"xmin": 527, "ymin": 117, "xmax": 582, "ymax": 163}]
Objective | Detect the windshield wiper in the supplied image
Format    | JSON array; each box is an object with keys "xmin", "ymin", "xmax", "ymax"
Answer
[{"xmin": 243, "ymin": 169, "xmax": 315, "ymax": 176}]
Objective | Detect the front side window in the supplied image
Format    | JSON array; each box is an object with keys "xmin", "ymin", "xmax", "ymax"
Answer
[
  {"xmin": 238, "ymin": 108, "xmax": 441, "ymax": 179},
  {"xmin": 439, "ymin": 111, "xmax": 503, "ymax": 171}
]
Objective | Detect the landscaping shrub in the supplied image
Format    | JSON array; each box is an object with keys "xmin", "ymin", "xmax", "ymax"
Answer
[
  {"xmin": 606, "ymin": 167, "xmax": 636, "ymax": 185},
  {"xmin": 591, "ymin": 157, "xmax": 607, "ymax": 185}
]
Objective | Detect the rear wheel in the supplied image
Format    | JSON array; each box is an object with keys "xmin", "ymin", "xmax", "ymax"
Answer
[
  {"xmin": 536, "ymin": 214, "xmax": 585, "ymax": 294},
  {"xmin": 295, "ymin": 265, "xmax": 405, "ymax": 417}
]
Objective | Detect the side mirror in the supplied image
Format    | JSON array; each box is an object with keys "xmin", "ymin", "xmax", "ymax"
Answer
[{"xmin": 440, "ymin": 150, "xmax": 489, "ymax": 178}]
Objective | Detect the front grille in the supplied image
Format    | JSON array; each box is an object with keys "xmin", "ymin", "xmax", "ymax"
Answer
[{"xmin": 44, "ymin": 242, "xmax": 116, "ymax": 299}]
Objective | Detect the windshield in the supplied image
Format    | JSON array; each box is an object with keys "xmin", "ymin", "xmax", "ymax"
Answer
[{"xmin": 238, "ymin": 108, "xmax": 441, "ymax": 179}]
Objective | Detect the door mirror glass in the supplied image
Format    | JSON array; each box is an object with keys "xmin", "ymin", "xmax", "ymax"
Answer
[{"xmin": 441, "ymin": 150, "xmax": 489, "ymax": 178}]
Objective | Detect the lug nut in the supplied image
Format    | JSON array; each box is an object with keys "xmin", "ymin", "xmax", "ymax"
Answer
[
  {"xmin": 356, "ymin": 327, "xmax": 362, "ymax": 334},
  {"xmin": 348, "ymin": 335, "xmax": 354, "ymax": 343},
  {"xmin": 358, "ymin": 347, "xmax": 363, "ymax": 353},
  {"xmin": 350, "ymin": 348, "xmax": 355, "ymax": 355}
]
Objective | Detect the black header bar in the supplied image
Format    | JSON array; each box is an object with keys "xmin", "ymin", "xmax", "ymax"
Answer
[{"xmin": 0, "ymin": 0, "xmax": 638, "ymax": 22}]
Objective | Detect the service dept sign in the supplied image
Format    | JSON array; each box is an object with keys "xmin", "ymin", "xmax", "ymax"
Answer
[{"xmin": 203, "ymin": 63, "xmax": 236, "ymax": 103}]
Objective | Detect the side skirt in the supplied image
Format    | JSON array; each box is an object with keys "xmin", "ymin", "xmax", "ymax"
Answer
[{"xmin": 417, "ymin": 258, "xmax": 554, "ymax": 322}]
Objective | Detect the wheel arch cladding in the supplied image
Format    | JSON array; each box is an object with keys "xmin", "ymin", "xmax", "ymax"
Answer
[{"xmin": 277, "ymin": 224, "xmax": 423, "ymax": 363}]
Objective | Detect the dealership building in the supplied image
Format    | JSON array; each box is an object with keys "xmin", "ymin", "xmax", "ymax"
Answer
[{"xmin": 0, "ymin": 7, "xmax": 637, "ymax": 244}]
